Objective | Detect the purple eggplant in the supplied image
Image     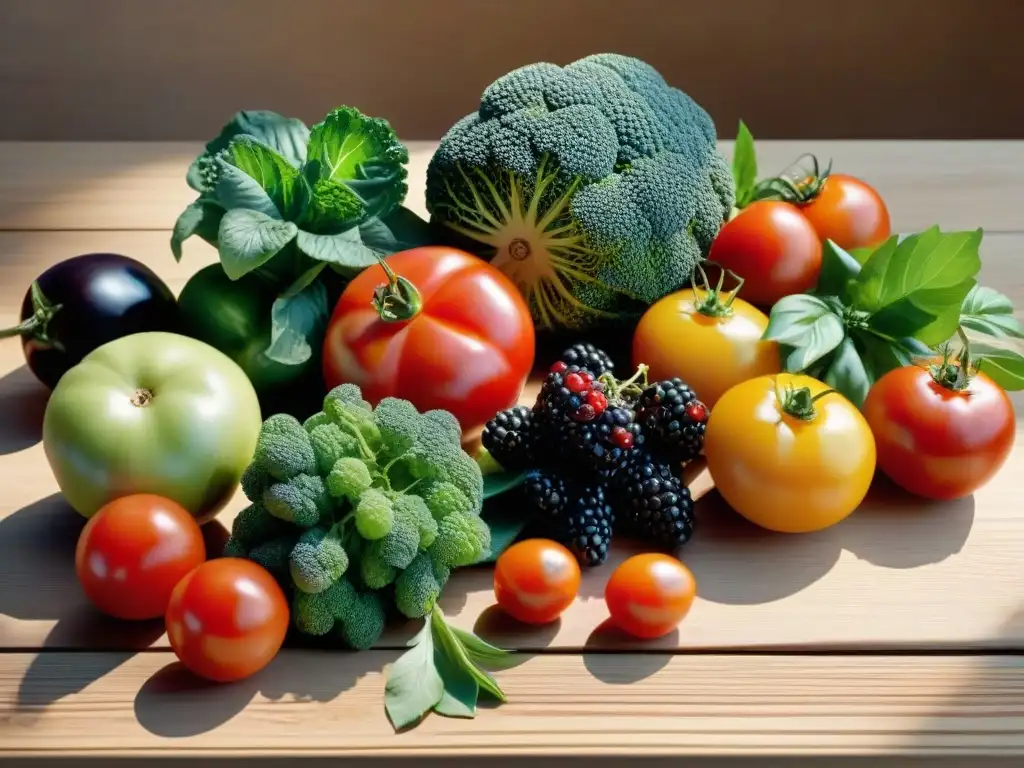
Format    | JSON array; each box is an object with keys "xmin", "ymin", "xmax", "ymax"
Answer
[{"xmin": 0, "ymin": 253, "xmax": 179, "ymax": 389}]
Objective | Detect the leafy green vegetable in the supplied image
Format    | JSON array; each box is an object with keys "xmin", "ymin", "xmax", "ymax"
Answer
[
  {"xmin": 384, "ymin": 619, "xmax": 445, "ymax": 730},
  {"xmin": 971, "ymin": 342, "xmax": 1024, "ymax": 390},
  {"xmin": 266, "ymin": 281, "xmax": 329, "ymax": 365},
  {"xmin": 731, "ymin": 120, "xmax": 758, "ymax": 208},
  {"xmin": 960, "ymin": 285, "xmax": 1024, "ymax": 339}
]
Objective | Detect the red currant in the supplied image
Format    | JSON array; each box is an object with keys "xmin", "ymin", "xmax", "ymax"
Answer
[
  {"xmin": 581, "ymin": 371, "xmax": 595, "ymax": 385},
  {"xmin": 586, "ymin": 390, "xmax": 608, "ymax": 415},
  {"xmin": 564, "ymin": 373, "xmax": 588, "ymax": 393},
  {"xmin": 550, "ymin": 361, "xmax": 568, "ymax": 374},
  {"xmin": 686, "ymin": 402, "xmax": 708, "ymax": 422},
  {"xmin": 572, "ymin": 404, "xmax": 597, "ymax": 422},
  {"xmin": 611, "ymin": 426, "xmax": 634, "ymax": 449}
]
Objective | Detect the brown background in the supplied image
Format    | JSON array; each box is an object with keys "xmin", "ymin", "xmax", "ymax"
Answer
[{"xmin": 0, "ymin": 0, "xmax": 1021, "ymax": 141}]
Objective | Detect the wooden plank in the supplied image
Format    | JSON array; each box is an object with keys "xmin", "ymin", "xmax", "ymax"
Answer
[
  {"xmin": 3, "ymin": 651, "xmax": 1024, "ymax": 761},
  {"xmin": 1, "ymin": 230, "xmax": 1024, "ymax": 653},
  {"xmin": 1, "ymin": 141, "xmax": 1023, "ymax": 233}
]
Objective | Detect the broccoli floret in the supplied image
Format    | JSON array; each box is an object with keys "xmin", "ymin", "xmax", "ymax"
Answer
[
  {"xmin": 436, "ymin": 451, "xmax": 484, "ymax": 512},
  {"xmin": 248, "ymin": 533, "xmax": 300, "ymax": 576},
  {"xmin": 335, "ymin": 588, "xmax": 387, "ymax": 650},
  {"xmin": 303, "ymin": 411, "xmax": 333, "ymax": 433},
  {"xmin": 429, "ymin": 510, "xmax": 491, "ymax": 568},
  {"xmin": 309, "ymin": 422, "xmax": 363, "ymax": 475},
  {"xmin": 360, "ymin": 545, "xmax": 398, "ymax": 589},
  {"xmin": 423, "ymin": 481, "xmax": 472, "ymax": 521},
  {"xmin": 227, "ymin": 502, "xmax": 284, "ymax": 552},
  {"xmin": 354, "ymin": 488, "xmax": 394, "ymax": 540},
  {"xmin": 393, "ymin": 493, "xmax": 437, "ymax": 549},
  {"xmin": 222, "ymin": 537, "xmax": 248, "ymax": 558},
  {"xmin": 292, "ymin": 578, "xmax": 352, "ymax": 636},
  {"xmin": 326, "ymin": 456, "xmax": 373, "ymax": 501},
  {"xmin": 395, "ymin": 552, "xmax": 449, "ymax": 619},
  {"xmin": 240, "ymin": 464, "xmax": 273, "ymax": 503},
  {"xmin": 425, "ymin": 53, "xmax": 733, "ymax": 331},
  {"xmin": 252, "ymin": 413, "xmax": 318, "ymax": 481},
  {"xmin": 323, "ymin": 385, "xmax": 382, "ymax": 452},
  {"xmin": 263, "ymin": 473, "xmax": 332, "ymax": 528},
  {"xmin": 375, "ymin": 505, "xmax": 420, "ymax": 569},
  {"xmin": 289, "ymin": 524, "xmax": 349, "ymax": 594},
  {"xmin": 373, "ymin": 397, "xmax": 423, "ymax": 458},
  {"xmin": 403, "ymin": 411, "xmax": 482, "ymax": 512}
]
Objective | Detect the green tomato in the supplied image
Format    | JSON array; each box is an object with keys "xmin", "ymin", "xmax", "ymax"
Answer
[
  {"xmin": 176, "ymin": 264, "xmax": 313, "ymax": 395},
  {"xmin": 42, "ymin": 331, "xmax": 262, "ymax": 522}
]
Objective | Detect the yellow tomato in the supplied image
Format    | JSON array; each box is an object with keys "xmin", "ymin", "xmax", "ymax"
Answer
[
  {"xmin": 703, "ymin": 373, "xmax": 876, "ymax": 533},
  {"xmin": 632, "ymin": 287, "xmax": 780, "ymax": 410}
]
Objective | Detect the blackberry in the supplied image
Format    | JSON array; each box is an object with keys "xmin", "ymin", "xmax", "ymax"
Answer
[
  {"xmin": 636, "ymin": 378, "xmax": 708, "ymax": 463},
  {"xmin": 613, "ymin": 454, "xmax": 695, "ymax": 549},
  {"xmin": 563, "ymin": 405, "xmax": 644, "ymax": 473},
  {"xmin": 523, "ymin": 469, "xmax": 569, "ymax": 525},
  {"xmin": 558, "ymin": 342, "xmax": 615, "ymax": 377},
  {"xmin": 552, "ymin": 481, "xmax": 615, "ymax": 567},
  {"xmin": 482, "ymin": 406, "xmax": 536, "ymax": 471}
]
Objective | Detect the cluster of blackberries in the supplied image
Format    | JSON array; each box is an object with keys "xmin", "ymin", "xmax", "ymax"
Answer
[{"xmin": 482, "ymin": 342, "xmax": 710, "ymax": 567}]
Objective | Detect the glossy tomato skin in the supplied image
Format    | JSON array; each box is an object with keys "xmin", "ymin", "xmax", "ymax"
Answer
[
  {"xmin": 494, "ymin": 539, "xmax": 581, "ymax": 625},
  {"xmin": 708, "ymin": 201, "xmax": 822, "ymax": 308},
  {"xmin": 704, "ymin": 374, "xmax": 876, "ymax": 533},
  {"xmin": 863, "ymin": 366, "xmax": 1015, "ymax": 500},
  {"xmin": 604, "ymin": 554, "xmax": 697, "ymax": 639},
  {"xmin": 165, "ymin": 558, "xmax": 289, "ymax": 683},
  {"xmin": 75, "ymin": 494, "xmax": 206, "ymax": 621},
  {"xmin": 799, "ymin": 174, "xmax": 891, "ymax": 251},
  {"xmin": 323, "ymin": 247, "xmax": 535, "ymax": 434},
  {"xmin": 633, "ymin": 288, "xmax": 780, "ymax": 409}
]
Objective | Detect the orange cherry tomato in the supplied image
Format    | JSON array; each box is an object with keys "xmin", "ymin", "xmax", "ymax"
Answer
[
  {"xmin": 323, "ymin": 247, "xmax": 535, "ymax": 435},
  {"xmin": 494, "ymin": 539, "xmax": 581, "ymax": 625},
  {"xmin": 604, "ymin": 553, "xmax": 697, "ymax": 639},
  {"xmin": 798, "ymin": 173, "xmax": 891, "ymax": 251},
  {"xmin": 708, "ymin": 201, "xmax": 822, "ymax": 308},
  {"xmin": 165, "ymin": 558, "xmax": 289, "ymax": 682},
  {"xmin": 863, "ymin": 363, "xmax": 1015, "ymax": 500},
  {"xmin": 75, "ymin": 494, "xmax": 205, "ymax": 621}
]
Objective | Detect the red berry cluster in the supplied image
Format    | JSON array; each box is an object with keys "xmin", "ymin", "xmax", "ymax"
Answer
[{"xmin": 549, "ymin": 360, "xmax": 608, "ymax": 422}]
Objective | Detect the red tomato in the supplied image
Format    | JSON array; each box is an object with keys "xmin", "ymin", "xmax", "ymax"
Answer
[
  {"xmin": 799, "ymin": 173, "xmax": 891, "ymax": 251},
  {"xmin": 75, "ymin": 494, "xmax": 205, "ymax": 621},
  {"xmin": 494, "ymin": 539, "xmax": 581, "ymax": 624},
  {"xmin": 165, "ymin": 558, "xmax": 289, "ymax": 682},
  {"xmin": 323, "ymin": 247, "xmax": 535, "ymax": 435},
  {"xmin": 604, "ymin": 554, "xmax": 696, "ymax": 639},
  {"xmin": 708, "ymin": 201, "xmax": 822, "ymax": 308},
  {"xmin": 863, "ymin": 364, "xmax": 1015, "ymax": 500}
]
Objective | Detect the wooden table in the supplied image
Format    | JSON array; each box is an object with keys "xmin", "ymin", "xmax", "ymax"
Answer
[{"xmin": 2, "ymin": 140, "xmax": 1024, "ymax": 766}]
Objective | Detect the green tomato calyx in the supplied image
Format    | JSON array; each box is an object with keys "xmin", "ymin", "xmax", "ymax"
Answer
[
  {"xmin": 691, "ymin": 262, "xmax": 745, "ymax": 319},
  {"xmin": 371, "ymin": 254, "xmax": 423, "ymax": 323},
  {"xmin": 929, "ymin": 326, "xmax": 974, "ymax": 392},
  {"xmin": 749, "ymin": 153, "xmax": 833, "ymax": 206},
  {"xmin": 0, "ymin": 282, "xmax": 65, "ymax": 350},
  {"xmin": 776, "ymin": 382, "xmax": 838, "ymax": 422}
]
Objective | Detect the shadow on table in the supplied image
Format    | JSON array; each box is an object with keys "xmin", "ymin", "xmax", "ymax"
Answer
[
  {"xmin": 0, "ymin": 364, "xmax": 48, "ymax": 455},
  {"xmin": 582, "ymin": 620, "xmax": 676, "ymax": 683}
]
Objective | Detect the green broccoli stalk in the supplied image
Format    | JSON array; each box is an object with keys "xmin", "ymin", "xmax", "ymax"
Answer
[{"xmin": 425, "ymin": 53, "xmax": 735, "ymax": 331}]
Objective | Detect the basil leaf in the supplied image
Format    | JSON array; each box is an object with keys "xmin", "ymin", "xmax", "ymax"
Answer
[
  {"xmin": 909, "ymin": 279, "xmax": 978, "ymax": 346},
  {"xmin": 816, "ymin": 240, "xmax": 863, "ymax": 299},
  {"xmin": 449, "ymin": 626, "xmax": 517, "ymax": 669},
  {"xmin": 296, "ymin": 227, "xmax": 381, "ymax": 274},
  {"xmin": 731, "ymin": 120, "xmax": 758, "ymax": 207},
  {"xmin": 823, "ymin": 336, "xmax": 873, "ymax": 406},
  {"xmin": 432, "ymin": 629, "xmax": 479, "ymax": 719},
  {"xmin": 213, "ymin": 159, "xmax": 282, "ymax": 219},
  {"xmin": 483, "ymin": 470, "xmax": 529, "ymax": 500},
  {"xmin": 973, "ymin": 343, "xmax": 1024, "ymax": 391},
  {"xmin": 384, "ymin": 619, "xmax": 445, "ymax": 731},
  {"xmin": 852, "ymin": 227, "xmax": 982, "ymax": 338},
  {"xmin": 764, "ymin": 295, "xmax": 845, "ymax": 370},
  {"xmin": 430, "ymin": 611, "xmax": 507, "ymax": 703},
  {"xmin": 266, "ymin": 280, "xmax": 329, "ymax": 366},
  {"xmin": 222, "ymin": 136, "xmax": 302, "ymax": 219},
  {"xmin": 171, "ymin": 200, "xmax": 223, "ymax": 261},
  {"xmin": 961, "ymin": 285, "xmax": 1024, "ymax": 339},
  {"xmin": 218, "ymin": 209, "xmax": 298, "ymax": 280}
]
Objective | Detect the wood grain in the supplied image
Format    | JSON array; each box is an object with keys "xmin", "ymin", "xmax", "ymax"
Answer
[{"xmin": 4, "ymin": 651, "xmax": 1024, "ymax": 760}]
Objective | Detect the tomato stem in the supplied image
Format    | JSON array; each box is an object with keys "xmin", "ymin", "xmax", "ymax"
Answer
[
  {"xmin": 690, "ymin": 261, "xmax": 746, "ymax": 317},
  {"xmin": 0, "ymin": 281, "xmax": 65, "ymax": 349},
  {"xmin": 775, "ymin": 381, "xmax": 838, "ymax": 421},
  {"xmin": 370, "ymin": 254, "xmax": 423, "ymax": 323},
  {"xmin": 930, "ymin": 326, "xmax": 975, "ymax": 391},
  {"xmin": 749, "ymin": 153, "xmax": 832, "ymax": 206}
]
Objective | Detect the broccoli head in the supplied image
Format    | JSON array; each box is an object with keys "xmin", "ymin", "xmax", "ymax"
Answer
[
  {"xmin": 429, "ymin": 509, "xmax": 491, "ymax": 568},
  {"xmin": 373, "ymin": 397, "xmax": 423, "ymax": 458},
  {"xmin": 309, "ymin": 422, "xmax": 363, "ymax": 475},
  {"xmin": 289, "ymin": 524, "xmax": 349, "ymax": 594},
  {"xmin": 393, "ymin": 493, "xmax": 438, "ymax": 549},
  {"xmin": 423, "ymin": 481, "xmax": 472, "ymax": 521},
  {"xmin": 403, "ymin": 410, "xmax": 483, "ymax": 511},
  {"xmin": 252, "ymin": 413, "xmax": 318, "ymax": 481},
  {"xmin": 374, "ymin": 504, "xmax": 421, "ymax": 569},
  {"xmin": 425, "ymin": 53, "xmax": 734, "ymax": 331},
  {"xmin": 240, "ymin": 465, "xmax": 273, "ymax": 504},
  {"xmin": 395, "ymin": 552, "xmax": 450, "ymax": 619},
  {"xmin": 225, "ymin": 502, "xmax": 285, "ymax": 554},
  {"xmin": 292, "ymin": 578, "xmax": 352, "ymax": 637},
  {"xmin": 263, "ymin": 473, "xmax": 333, "ymax": 528},
  {"xmin": 326, "ymin": 456, "xmax": 374, "ymax": 501},
  {"xmin": 323, "ymin": 385, "xmax": 382, "ymax": 454},
  {"xmin": 359, "ymin": 545, "xmax": 398, "ymax": 589},
  {"xmin": 248, "ymin": 533, "xmax": 300, "ymax": 576},
  {"xmin": 335, "ymin": 588, "xmax": 387, "ymax": 650},
  {"xmin": 354, "ymin": 488, "xmax": 394, "ymax": 540}
]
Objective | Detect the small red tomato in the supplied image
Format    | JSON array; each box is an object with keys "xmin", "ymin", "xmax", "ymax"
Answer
[
  {"xmin": 863, "ymin": 363, "xmax": 1015, "ymax": 500},
  {"xmin": 165, "ymin": 558, "xmax": 289, "ymax": 682},
  {"xmin": 494, "ymin": 539, "xmax": 581, "ymax": 625},
  {"xmin": 799, "ymin": 173, "xmax": 891, "ymax": 251},
  {"xmin": 75, "ymin": 494, "xmax": 205, "ymax": 621},
  {"xmin": 323, "ymin": 247, "xmax": 536, "ymax": 436},
  {"xmin": 708, "ymin": 201, "xmax": 822, "ymax": 308},
  {"xmin": 605, "ymin": 554, "xmax": 697, "ymax": 639}
]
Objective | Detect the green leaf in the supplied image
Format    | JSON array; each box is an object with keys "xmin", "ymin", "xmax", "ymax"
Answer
[
  {"xmin": 823, "ymin": 336, "xmax": 873, "ymax": 407},
  {"xmin": 171, "ymin": 200, "xmax": 223, "ymax": 261},
  {"xmin": 266, "ymin": 280, "xmax": 329, "ymax": 366},
  {"xmin": 731, "ymin": 120, "xmax": 758, "ymax": 207},
  {"xmin": 764, "ymin": 294, "xmax": 845, "ymax": 371},
  {"xmin": 430, "ymin": 610, "xmax": 507, "ymax": 703},
  {"xmin": 856, "ymin": 332, "xmax": 929, "ymax": 383},
  {"xmin": 972, "ymin": 343, "xmax": 1024, "ymax": 391},
  {"xmin": 213, "ymin": 159, "xmax": 282, "ymax": 219},
  {"xmin": 815, "ymin": 240, "xmax": 863, "ymax": 299},
  {"xmin": 384, "ymin": 618, "xmax": 445, "ymax": 731},
  {"xmin": 909, "ymin": 278, "xmax": 978, "ymax": 345},
  {"xmin": 483, "ymin": 470, "xmax": 529, "ymax": 500},
  {"xmin": 361, "ymin": 207, "xmax": 436, "ymax": 253},
  {"xmin": 298, "ymin": 169, "xmax": 368, "ymax": 233},
  {"xmin": 217, "ymin": 209, "xmax": 298, "ymax": 280},
  {"xmin": 449, "ymin": 626, "xmax": 517, "ymax": 670},
  {"xmin": 961, "ymin": 285, "xmax": 1024, "ymax": 339},
  {"xmin": 296, "ymin": 227, "xmax": 381, "ymax": 274},
  {"xmin": 280, "ymin": 261, "xmax": 327, "ymax": 300},
  {"xmin": 223, "ymin": 137, "xmax": 302, "ymax": 219},
  {"xmin": 852, "ymin": 227, "xmax": 983, "ymax": 339},
  {"xmin": 432, "ymin": 633, "xmax": 479, "ymax": 719},
  {"xmin": 477, "ymin": 505, "xmax": 527, "ymax": 564}
]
